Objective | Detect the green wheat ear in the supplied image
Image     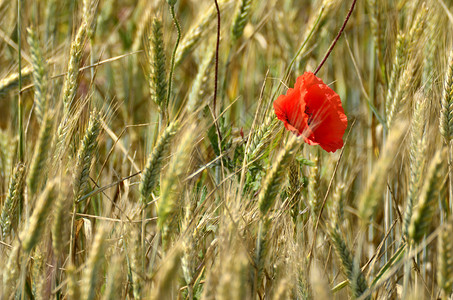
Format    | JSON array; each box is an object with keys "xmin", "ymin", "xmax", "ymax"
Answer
[
  {"xmin": 187, "ymin": 45, "xmax": 215, "ymax": 114},
  {"xmin": 408, "ymin": 149, "xmax": 447, "ymax": 244},
  {"xmin": 308, "ymin": 149, "xmax": 321, "ymax": 219},
  {"xmin": 20, "ymin": 180, "xmax": 57, "ymax": 253},
  {"xmin": 125, "ymin": 224, "xmax": 143, "ymax": 299},
  {"xmin": 0, "ymin": 163, "xmax": 26, "ymax": 238},
  {"xmin": 258, "ymin": 135, "xmax": 301, "ymax": 217},
  {"xmin": 140, "ymin": 121, "xmax": 179, "ymax": 202},
  {"xmin": 27, "ymin": 111, "xmax": 54, "ymax": 196},
  {"xmin": 403, "ymin": 95, "xmax": 427, "ymax": 240},
  {"xmin": 61, "ymin": 0, "xmax": 96, "ymax": 116},
  {"xmin": 27, "ymin": 27, "xmax": 48, "ymax": 124},
  {"xmin": 438, "ymin": 219, "xmax": 453, "ymax": 298},
  {"xmin": 231, "ymin": 0, "xmax": 253, "ymax": 42},
  {"xmin": 73, "ymin": 110, "xmax": 101, "ymax": 202},
  {"xmin": 329, "ymin": 223, "xmax": 369, "ymax": 299},
  {"xmin": 287, "ymin": 160, "xmax": 303, "ymax": 222},
  {"xmin": 247, "ymin": 115, "xmax": 278, "ymax": 164},
  {"xmin": 52, "ymin": 189, "xmax": 67, "ymax": 257},
  {"xmin": 158, "ymin": 125, "xmax": 195, "ymax": 236},
  {"xmin": 148, "ymin": 18, "xmax": 168, "ymax": 114},
  {"xmin": 440, "ymin": 49, "xmax": 453, "ymax": 143}
]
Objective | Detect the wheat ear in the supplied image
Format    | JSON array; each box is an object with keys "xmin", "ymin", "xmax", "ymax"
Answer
[
  {"xmin": 258, "ymin": 135, "xmax": 300, "ymax": 216},
  {"xmin": 408, "ymin": 149, "xmax": 447, "ymax": 244},
  {"xmin": 27, "ymin": 111, "xmax": 54, "ymax": 196},
  {"xmin": 0, "ymin": 163, "xmax": 26, "ymax": 237},
  {"xmin": 20, "ymin": 180, "xmax": 57, "ymax": 253},
  {"xmin": 230, "ymin": 0, "xmax": 252, "ymax": 42},
  {"xmin": 27, "ymin": 27, "xmax": 48, "ymax": 124},
  {"xmin": 140, "ymin": 121, "xmax": 179, "ymax": 202}
]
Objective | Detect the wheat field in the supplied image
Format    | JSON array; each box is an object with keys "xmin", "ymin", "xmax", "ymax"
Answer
[{"xmin": 0, "ymin": 0, "xmax": 453, "ymax": 299}]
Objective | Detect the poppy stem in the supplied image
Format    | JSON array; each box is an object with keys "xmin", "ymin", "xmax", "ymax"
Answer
[
  {"xmin": 213, "ymin": 0, "xmax": 221, "ymax": 117},
  {"xmin": 314, "ymin": 0, "xmax": 357, "ymax": 75}
]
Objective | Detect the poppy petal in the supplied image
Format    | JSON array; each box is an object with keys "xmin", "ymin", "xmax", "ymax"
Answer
[{"xmin": 273, "ymin": 72, "xmax": 347, "ymax": 152}]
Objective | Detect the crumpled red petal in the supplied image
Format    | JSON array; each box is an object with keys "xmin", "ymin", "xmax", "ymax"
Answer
[{"xmin": 273, "ymin": 72, "xmax": 347, "ymax": 152}]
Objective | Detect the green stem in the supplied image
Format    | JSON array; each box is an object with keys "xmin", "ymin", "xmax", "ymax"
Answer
[{"xmin": 166, "ymin": 4, "xmax": 181, "ymax": 123}]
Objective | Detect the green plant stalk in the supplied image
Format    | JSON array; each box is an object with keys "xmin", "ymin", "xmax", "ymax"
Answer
[{"xmin": 166, "ymin": 4, "xmax": 181, "ymax": 118}]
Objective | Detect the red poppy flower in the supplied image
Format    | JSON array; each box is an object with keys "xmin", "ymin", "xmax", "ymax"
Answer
[{"xmin": 273, "ymin": 72, "xmax": 347, "ymax": 152}]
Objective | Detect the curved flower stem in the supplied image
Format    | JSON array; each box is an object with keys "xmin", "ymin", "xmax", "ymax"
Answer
[
  {"xmin": 313, "ymin": 0, "xmax": 357, "ymax": 75},
  {"xmin": 167, "ymin": 4, "xmax": 181, "ymax": 121},
  {"xmin": 212, "ymin": 0, "xmax": 225, "ymax": 186},
  {"xmin": 18, "ymin": 0, "xmax": 24, "ymax": 162},
  {"xmin": 213, "ymin": 0, "xmax": 221, "ymax": 117}
]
